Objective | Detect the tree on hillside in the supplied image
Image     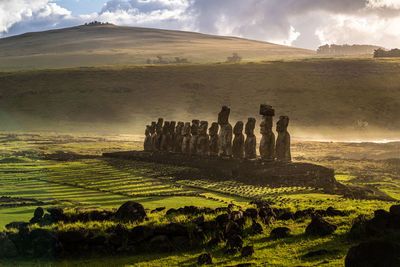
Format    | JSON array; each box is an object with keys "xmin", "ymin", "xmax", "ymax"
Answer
[
  {"xmin": 374, "ymin": 48, "xmax": 400, "ymax": 58},
  {"xmin": 226, "ymin": 53, "xmax": 242, "ymax": 63}
]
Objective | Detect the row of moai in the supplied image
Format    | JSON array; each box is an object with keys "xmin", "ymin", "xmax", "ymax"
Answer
[{"xmin": 144, "ymin": 105, "xmax": 291, "ymax": 162}]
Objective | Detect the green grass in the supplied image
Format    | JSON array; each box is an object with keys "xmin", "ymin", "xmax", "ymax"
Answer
[{"xmin": 0, "ymin": 133, "xmax": 399, "ymax": 266}]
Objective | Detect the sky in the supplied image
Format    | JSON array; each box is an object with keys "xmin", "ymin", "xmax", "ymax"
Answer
[{"xmin": 1, "ymin": 0, "xmax": 400, "ymax": 49}]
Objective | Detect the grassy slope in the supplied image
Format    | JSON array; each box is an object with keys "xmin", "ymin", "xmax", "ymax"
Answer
[
  {"xmin": 1, "ymin": 58, "xmax": 400, "ymax": 140},
  {"xmin": 0, "ymin": 24, "xmax": 314, "ymax": 70}
]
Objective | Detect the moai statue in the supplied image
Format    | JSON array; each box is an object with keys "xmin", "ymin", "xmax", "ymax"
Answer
[
  {"xmin": 259, "ymin": 105, "xmax": 275, "ymax": 161},
  {"xmin": 244, "ymin": 118, "xmax": 257, "ymax": 159},
  {"xmin": 218, "ymin": 106, "xmax": 233, "ymax": 157},
  {"xmin": 232, "ymin": 121, "xmax": 244, "ymax": 159},
  {"xmin": 152, "ymin": 118, "xmax": 163, "ymax": 151},
  {"xmin": 189, "ymin": 120, "xmax": 200, "ymax": 155},
  {"xmin": 197, "ymin": 121, "xmax": 209, "ymax": 156},
  {"xmin": 168, "ymin": 121, "xmax": 176, "ymax": 151},
  {"xmin": 208, "ymin": 122, "xmax": 219, "ymax": 156},
  {"xmin": 148, "ymin": 121, "xmax": 156, "ymax": 151},
  {"xmin": 144, "ymin": 125, "xmax": 152, "ymax": 151},
  {"xmin": 181, "ymin": 122, "xmax": 192, "ymax": 154},
  {"xmin": 160, "ymin": 121, "xmax": 171, "ymax": 151},
  {"xmin": 276, "ymin": 116, "xmax": 291, "ymax": 162},
  {"xmin": 174, "ymin": 122, "xmax": 184, "ymax": 152}
]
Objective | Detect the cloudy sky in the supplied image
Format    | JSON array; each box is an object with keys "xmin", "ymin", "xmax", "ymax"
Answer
[{"xmin": 1, "ymin": 0, "xmax": 400, "ymax": 49}]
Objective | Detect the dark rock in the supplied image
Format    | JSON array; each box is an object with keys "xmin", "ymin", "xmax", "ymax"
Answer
[
  {"xmin": 216, "ymin": 213, "xmax": 230, "ymax": 227},
  {"xmin": 389, "ymin": 204, "xmax": 400, "ymax": 216},
  {"xmin": 5, "ymin": 221, "xmax": 29, "ymax": 230},
  {"xmin": 149, "ymin": 235, "xmax": 171, "ymax": 251},
  {"xmin": 345, "ymin": 240, "xmax": 400, "ymax": 267},
  {"xmin": 193, "ymin": 215, "xmax": 205, "ymax": 225},
  {"xmin": 129, "ymin": 225, "xmax": 154, "ymax": 244},
  {"xmin": 326, "ymin": 207, "xmax": 346, "ymax": 216},
  {"xmin": 166, "ymin": 208, "xmax": 177, "ymax": 215},
  {"xmin": 29, "ymin": 229, "xmax": 56, "ymax": 257},
  {"xmin": 198, "ymin": 253, "xmax": 212, "ymax": 265},
  {"xmin": 270, "ymin": 227, "xmax": 291, "ymax": 239},
  {"xmin": 115, "ymin": 201, "xmax": 146, "ymax": 222},
  {"xmin": 207, "ymin": 236, "xmax": 221, "ymax": 247},
  {"xmin": 349, "ymin": 215, "xmax": 368, "ymax": 239},
  {"xmin": 47, "ymin": 207, "xmax": 66, "ymax": 222},
  {"xmin": 303, "ymin": 249, "xmax": 329, "ymax": 258},
  {"xmin": 151, "ymin": 207, "xmax": 166, "ymax": 213},
  {"xmin": 57, "ymin": 230, "xmax": 87, "ymax": 252},
  {"xmin": 231, "ymin": 211, "xmax": 244, "ymax": 221},
  {"xmin": 244, "ymin": 208, "xmax": 258, "ymax": 220},
  {"xmin": 306, "ymin": 216, "xmax": 337, "ymax": 236},
  {"xmin": 241, "ymin": 245, "xmax": 254, "ymax": 257},
  {"xmin": 0, "ymin": 233, "xmax": 18, "ymax": 258},
  {"xmin": 374, "ymin": 209, "xmax": 390, "ymax": 218},
  {"xmin": 227, "ymin": 234, "xmax": 243, "ymax": 249},
  {"xmin": 33, "ymin": 207, "xmax": 44, "ymax": 219},
  {"xmin": 225, "ymin": 221, "xmax": 243, "ymax": 238},
  {"xmin": 249, "ymin": 222, "xmax": 263, "ymax": 235},
  {"xmin": 278, "ymin": 212, "xmax": 294, "ymax": 221},
  {"xmin": 155, "ymin": 223, "xmax": 188, "ymax": 237}
]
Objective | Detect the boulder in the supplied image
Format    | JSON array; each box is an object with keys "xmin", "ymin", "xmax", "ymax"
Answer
[
  {"xmin": 148, "ymin": 235, "xmax": 171, "ymax": 252},
  {"xmin": 249, "ymin": 222, "xmax": 263, "ymax": 235},
  {"xmin": 5, "ymin": 221, "xmax": 29, "ymax": 230},
  {"xmin": 241, "ymin": 245, "xmax": 254, "ymax": 257},
  {"xmin": 198, "ymin": 253, "xmax": 212, "ymax": 265},
  {"xmin": 227, "ymin": 234, "xmax": 243, "ymax": 250},
  {"xmin": 33, "ymin": 207, "xmax": 44, "ymax": 219},
  {"xmin": 270, "ymin": 227, "xmax": 291, "ymax": 239},
  {"xmin": 345, "ymin": 240, "xmax": 400, "ymax": 267},
  {"xmin": 244, "ymin": 208, "xmax": 258, "ymax": 220},
  {"xmin": 306, "ymin": 216, "xmax": 337, "ymax": 236},
  {"xmin": 29, "ymin": 229, "xmax": 56, "ymax": 257},
  {"xmin": 115, "ymin": 201, "xmax": 146, "ymax": 222},
  {"xmin": 0, "ymin": 233, "xmax": 18, "ymax": 258},
  {"xmin": 389, "ymin": 204, "xmax": 400, "ymax": 216}
]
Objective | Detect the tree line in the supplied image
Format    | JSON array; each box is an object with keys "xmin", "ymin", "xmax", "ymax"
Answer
[
  {"xmin": 317, "ymin": 44, "xmax": 382, "ymax": 55},
  {"xmin": 373, "ymin": 48, "xmax": 400, "ymax": 58}
]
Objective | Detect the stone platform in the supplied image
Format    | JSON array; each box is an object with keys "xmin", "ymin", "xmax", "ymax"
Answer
[{"xmin": 103, "ymin": 151, "xmax": 338, "ymax": 191}]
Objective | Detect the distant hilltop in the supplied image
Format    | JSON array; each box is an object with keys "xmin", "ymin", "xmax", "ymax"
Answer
[{"xmin": 0, "ymin": 24, "xmax": 314, "ymax": 70}]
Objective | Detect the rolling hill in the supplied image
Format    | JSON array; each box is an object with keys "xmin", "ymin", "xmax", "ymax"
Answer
[
  {"xmin": 0, "ymin": 24, "xmax": 315, "ymax": 70},
  {"xmin": 1, "ymin": 58, "xmax": 399, "ymax": 141}
]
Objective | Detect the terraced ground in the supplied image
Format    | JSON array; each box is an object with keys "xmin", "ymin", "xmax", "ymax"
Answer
[{"xmin": 0, "ymin": 133, "xmax": 399, "ymax": 266}]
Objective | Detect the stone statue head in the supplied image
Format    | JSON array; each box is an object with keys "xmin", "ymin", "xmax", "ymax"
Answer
[
  {"xmin": 218, "ymin": 106, "xmax": 230, "ymax": 125},
  {"xmin": 163, "ymin": 121, "xmax": 170, "ymax": 134},
  {"xmin": 150, "ymin": 122, "xmax": 156, "ymax": 135},
  {"xmin": 199, "ymin": 121, "xmax": 208, "ymax": 135},
  {"xmin": 277, "ymin": 116, "xmax": 289, "ymax": 133},
  {"xmin": 260, "ymin": 104, "xmax": 275, "ymax": 116},
  {"xmin": 191, "ymin": 120, "xmax": 200, "ymax": 135},
  {"xmin": 169, "ymin": 121, "xmax": 176, "ymax": 134},
  {"xmin": 183, "ymin": 122, "xmax": 191, "ymax": 136},
  {"xmin": 260, "ymin": 116, "xmax": 273, "ymax": 134},
  {"xmin": 233, "ymin": 121, "xmax": 244, "ymax": 135},
  {"xmin": 209, "ymin": 122, "xmax": 219, "ymax": 136},
  {"xmin": 156, "ymin": 118, "xmax": 164, "ymax": 134},
  {"xmin": 145, "ymin": 125, "xmax": 150, "ymax": 136},
  {"xmin": 245, "ymin": 118, "xmax": 256, "ymax": 136},
  {"xmin": 176, "ymin": 122, "xmax": 184, "ymax": 135}
]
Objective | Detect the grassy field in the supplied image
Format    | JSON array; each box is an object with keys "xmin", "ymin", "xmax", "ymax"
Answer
[
  {"xmin": 1, "ymin": 58, "xmax": 400, "ymax": 141},
  {"xmin": 0, "ymin": 24, "xmax": 314, "ymax": 70},
  {"xmin": 0, "ymin": 133, "xmax": 398, "ymax": 266}
]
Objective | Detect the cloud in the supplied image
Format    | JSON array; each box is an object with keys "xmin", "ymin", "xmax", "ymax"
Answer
[{"xmin": 1, "ymin": 0, "xmax": 400, "ymax": 49}]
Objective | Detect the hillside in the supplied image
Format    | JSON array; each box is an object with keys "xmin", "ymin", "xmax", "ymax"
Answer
[
  {"xmin": 1, "ymin": 58, "xmax": 399, "ymax": 141},
  {"xmin": 0, "ymin": 24, "xmax": 315, "ymax": 70}
]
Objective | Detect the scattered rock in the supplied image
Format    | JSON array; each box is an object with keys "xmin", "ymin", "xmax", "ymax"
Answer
[
  {"xmin": 0, "ymin": 233, "xmax": 18, "ymax": 258},
  {"xmin": 389, "ymin": 204, "xmax": 400, "ymax": 216},
  {"xmin": 198, "ymin": 253, "xmax": 212, "ymax": 265},
  {"xmin": 5, "ymin": 221, "xmax": 29, "ymax": 230},
  {"xmin": 241, "ymin": 245, "xmax": 254, "ymax": 257},
  {"xmin": 227, "ymin": 234, "xmax": 243, "ymax": 250},
  {"xmin": 270, "ymin": 227, "xmax": 291, "ymax": 239},
  {"xmin": 345, "ymin": 240, "xmax": 400, "ymax": 267},
  {"xmin": 306, "ymin": 216, "xmax": 337, "ymax": 236},
  {"xmin": 115, "ymin": 201, "xmax": 147, "ymax": 222},
  {"xmin": 249, "ymin": 221, "xmax": 263, "ymax": 235}
]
